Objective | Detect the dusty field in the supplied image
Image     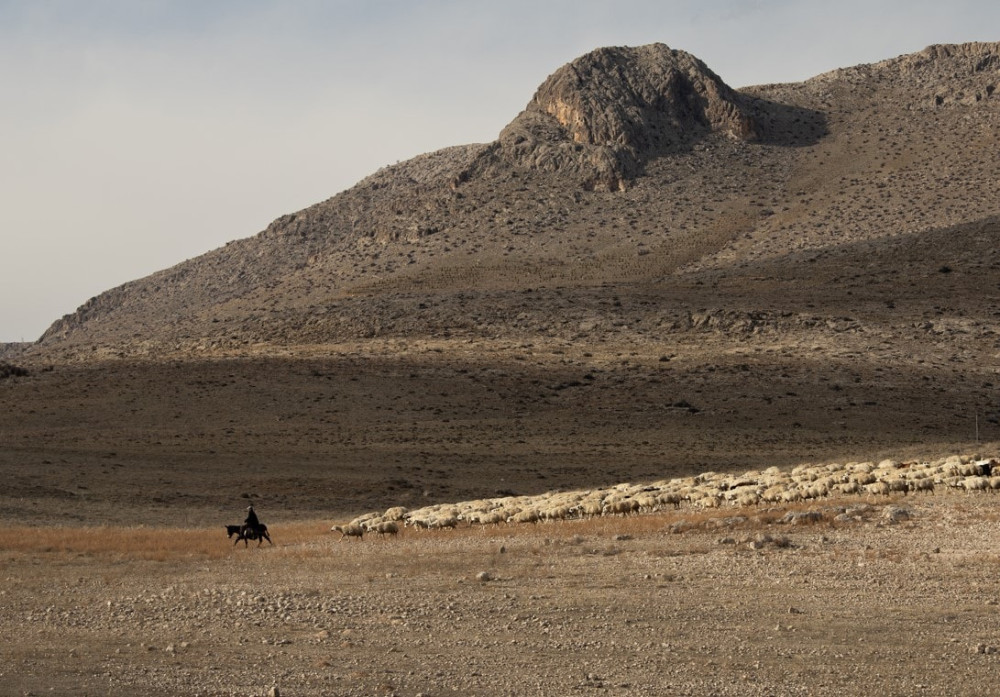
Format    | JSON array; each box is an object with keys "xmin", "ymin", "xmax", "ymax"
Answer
[
  {"xmin": 5, "ymin": 491, "xmax": 1000, "ymax": 696},
  {"xmin": 2, "ymin": 331, "xmax": 998, "ymax": 696},
  {"xmin": 3, "ymin": 335, "xmax": 997, "ymax": 528}
]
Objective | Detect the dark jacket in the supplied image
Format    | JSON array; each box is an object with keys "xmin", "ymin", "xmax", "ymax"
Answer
[{"xmin": 245, "ymin": 508, "xmax": 260, "ymax": 529}]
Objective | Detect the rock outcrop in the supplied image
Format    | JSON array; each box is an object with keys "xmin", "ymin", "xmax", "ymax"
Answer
[{"xmin": 464, "ymin": 43, "xmax": 763, "ymax": 191}]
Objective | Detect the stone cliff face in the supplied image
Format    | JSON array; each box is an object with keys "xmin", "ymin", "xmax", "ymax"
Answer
[{"xmin": 531, "ymin": 45, "xmax": 759, "ymax": 144}]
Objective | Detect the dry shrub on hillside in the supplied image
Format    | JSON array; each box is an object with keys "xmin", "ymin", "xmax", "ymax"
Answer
[{"xmin": 0, "ymin": 362, "xmax": 28, "ymax": 380}]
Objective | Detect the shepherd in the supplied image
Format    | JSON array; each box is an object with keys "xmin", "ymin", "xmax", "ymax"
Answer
[
  {"xmin": 242, "ymin": 504, "xmax": 262, "ymax": 539},
  {"xmin": 244, "ymin": 504, "xmax": 260, "ymax": 531}
]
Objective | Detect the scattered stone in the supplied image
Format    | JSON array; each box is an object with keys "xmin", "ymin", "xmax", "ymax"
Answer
[
  {"xmin": 749, "ymin": 534, "xmax": 793, "ymax": 550},
  {"xmin": 781, "ymin": 511, "xmax": 824, "ymax": 525},
  {"xmin": 670, "ymin": 521, "xmax": 692, "ymax": 534}
]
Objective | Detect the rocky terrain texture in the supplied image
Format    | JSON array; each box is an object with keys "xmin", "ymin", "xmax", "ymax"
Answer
[
  {"xmin": 3, "ymin": 40, "xmax": 1000, "ymax": 695},
  {"xmin": 28, "ymin": 41, "xmax": 1000, "ymax": 359},
  {"xmin": 467, "ymin": 43, "xmax": 764, "ymax": 191},
  {"xmin": 6, "ymin": 487, "xmax": 1000, "ymax": 696}
]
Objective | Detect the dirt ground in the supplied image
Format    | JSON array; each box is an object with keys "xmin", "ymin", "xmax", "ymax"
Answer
[
  {"xmin": 5, "ymin": 491, "xmax": 1000, "ymax": 696},
  {"xmin": 3, "ymin": 331, "xmax": 996, "ymax": 528},
  {"xmin": 2, "ymin": 334, "xmax": 999, "ymax": 696}
]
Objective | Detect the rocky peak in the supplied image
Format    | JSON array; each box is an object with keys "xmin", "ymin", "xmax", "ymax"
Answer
[
  {"xmin": 531, "ymin": 44, "xmax": 758, "ymax": 148},
  {"xmin": 471, "ymin": 43, "xmax": 762, "ymax": 191}
]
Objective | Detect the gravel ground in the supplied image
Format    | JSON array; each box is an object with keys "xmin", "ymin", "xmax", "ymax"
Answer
[{"xmin": 5, "ymin": 492, "xmax": 1000, "ymax": 696}]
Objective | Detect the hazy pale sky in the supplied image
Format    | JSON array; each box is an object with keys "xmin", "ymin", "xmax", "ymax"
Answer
[{"xmin": 2, "ymin": 0, "xmax": 997, "ymax": 342}]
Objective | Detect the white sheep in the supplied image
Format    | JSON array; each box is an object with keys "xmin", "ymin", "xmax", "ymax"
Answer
[
  {"xmin": 428, "ymin": 516, "xmax": 459, "ymax": 530},
  {"xmin": 373, "ymin": 521, "xmax": 399, "ymax": 537},
  {"xmin": 886, "ymin": 478, "xmax": 910, "ymax": 495},
  {"xmin": 865, "ymin": 481, "xmax": 891, "ymax": 497},
  {"xmin": 478, "ymin": 511, "xmax": 506, "ymax": 527},
  {"xmin": 331, "ymin": 524, "xmax": 365, "ymax": 541},
  {"xmin": 357, "ymin": 451, "xmax": 1000, "ymax": 539},
  {"xmin": 508, "ymin": 509, "xmax": 540, "ymax": 525},
  {"xmin": 963, "ymin": 476, "xmax": 989, "ymax": 493},
  {"xmin": 349, "ymin": 511, "xmax": 381, "ymax": 528}
]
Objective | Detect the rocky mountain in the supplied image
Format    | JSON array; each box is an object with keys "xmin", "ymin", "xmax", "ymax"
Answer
[
  {"xmin": 6, "ymin": 41, "xmax": 1000, "ymax": 526},
  {"xmin": 32, "ymin": 42, "xmax": 1000, "ymax": 358}
]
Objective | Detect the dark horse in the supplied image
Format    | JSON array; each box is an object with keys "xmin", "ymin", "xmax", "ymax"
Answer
[{"xmin": 226, "ymin": 523, "xmax": 273, "ymax": 547}]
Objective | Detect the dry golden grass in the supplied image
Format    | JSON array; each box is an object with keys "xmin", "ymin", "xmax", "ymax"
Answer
[
  {"xmin": 0, "ymin": 494, "xmax": 902, "ymax": 563},
  {"xmin": 0, "ymin": 521, "xmax": 331, "ymax": 561}
]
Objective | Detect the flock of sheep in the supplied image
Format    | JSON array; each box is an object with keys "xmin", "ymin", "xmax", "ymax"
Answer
[{"xmin": 331, "ymin": 453, "xmax": 998, "ymax": 539}]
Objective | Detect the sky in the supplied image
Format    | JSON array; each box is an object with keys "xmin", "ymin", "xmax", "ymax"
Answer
[{"xmin": 1, "ymin": 0, "xmax": 997, "ymax": 342}]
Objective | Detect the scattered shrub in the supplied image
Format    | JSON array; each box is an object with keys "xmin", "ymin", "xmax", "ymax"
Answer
[{"xmin": 0, "ymin": 362, "xmax": 29, "ymax": 380}]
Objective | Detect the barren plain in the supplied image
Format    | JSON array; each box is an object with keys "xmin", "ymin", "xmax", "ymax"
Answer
[
  {"xmin": 6, "ymin": 491, "xmax": 1000, "ymax": 696},
  {"xmin": 3, "ymin": 41, "xmax": 1000, "ymax": 695}
]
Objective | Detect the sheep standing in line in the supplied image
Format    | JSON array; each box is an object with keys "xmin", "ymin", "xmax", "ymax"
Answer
[{"xmin": 388, "ymin": 452, "xmax": 999, "ymax": 530}]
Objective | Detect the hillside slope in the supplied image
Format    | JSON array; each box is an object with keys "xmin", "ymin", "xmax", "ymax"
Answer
[
  {"xmin": 4, "ymin": 42, "xmax": 1000, "ymax": 525},
  {"xmin": 31, "ymin": 42, "xmax": 1000, "ymax": 359}
]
